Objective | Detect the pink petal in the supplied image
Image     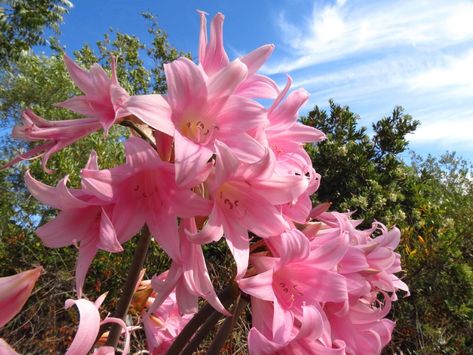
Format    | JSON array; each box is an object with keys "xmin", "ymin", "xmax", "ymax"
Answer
[
  {"xmin": 55, "ymin": 96, "xmax": 97, "ymax": 116},
  {"xmin": 63, "ymin": 54, "xmax": 97, "ymax": 95},
  {"xmin": 272, "ymin": 298, "xmax": 294, "ymax": 343},
  {"xmin": 216, "ymin": 96, "xmax": 267, "ymax": 135},
  {"xmin": 124, "ymin": 94, "xmax": 174, "ymax": 136},
  {"xmin": 269, "ymin": 123, "xmax": 326, "ymax": 144},
  {"xmin": 197, "ymin": 10, "xmax": 208, "ymax": 65},
  {"xmin": 223, "ymin": 219, "xmax": 251, "ymax": 279},
  {"xmin": 146, "ymin": 211, "xmax": 180, "ymax": 262},
  {"xmin": 164, "ymin": 57, "xmax": 207, "ymax": 111},
  {"xmin": 75, "ymin": 243, "xmax": 98, "ymax": 298},
  {"xmin": 207, "ymin": 59, "xmax": 248, "ymax": 101},
  {"xmin": 282, "ymin": 193, "xmax": 312, "ymax": 224},
  {"xmin": 97, "ymin": 209, "xmax": 123, "ymax": 252},
  {"xmin": 79, "ymin": 168, "xmax": 117, "ymax": 201},
  {"xmin": 338, "ymin": 247, "xmax": 369, "ymax": 274},
  {"xmin": 248, "ymin": 327, "xmax": 281, "ymax": 355},
  {"xmin": 309, "ymin": 231, "xmax": 349, "ymax": 270},
  {"xmin": 36, "ymin": 210, "xmax": 95, "ymax": 248},
  {"xmin": 0, "ymin": 267, "xmax": 42, "ymax": 328},
  {"xmin": 251, "ymin": 174, "xmax": 308, "ymax": 205},
  {"xmin": 99, "ymin": 317, "xmax": 130, "ymax": 354},
  {"xmin": 112, "ymin": 197, "xmax": 145, "ymax": 243},
  {"xmin": 64, "ymin": 298, "xmax": 101, "ymax": 355},
  {"xmin": 270, "ymin": 88, "xmax": 309, "ymax": 128},
  {"xmin": 296, "ymin": 305, "xmax": 325, "ymax": 340},
  {"xmin": 240, "ymin": 44, "xmax": 275, "ymax": 76},
  {"xmin": 124, "ymin": 137, "xmax": 162, "ymax": 169},
  {"xmin": 221, "ymin": 133, "xmax": 266, "ymax": 162},
  {"xmin": 279, "ymin": 229, "xmax": 310, "ymax": 264},
  {"xmin": 268, "ymin": 75, "xmax": 292, "ymax": 115},
  {"xmin": 174, "ymin": 130, "xmax": 213, "ymax": 186},
  {"xmin": 235, "ymin": 73, "xmax": 280, "ymax": 99},
  {"xmin": 85, "ymin": 150, "xmax": 99, "ymax": 170},
  {"xmin": 214, "ymin": 140, "xmax": 241, "ymax": 186},
  {"xmin": 238, "ymin": 190, "xmax": 289, "ymax": 237},
  {"xmin": 169, "ymin": 190, "xmax": 212, "ymax": 218},
  {"xmin": 0, "ymin": 339, "xmax": 19, "ymax": 355},
  {"xmin": 180, "ymin": 223, "xmax": 229, "ymax": 314},
  {"xmin": 200, "ymin": 12, "xmax": 229, "ymax": 75},
  {"xmin": 238, "ymin": 269, "xmax": 275, "ymax": 301},
  {"xmin": 25, "ymin": 171, "xmax": 90, "ymax": 210},
  {"xmin": 236, "ymin": 148, "xmax": 274, "ymax": 181},
  {"xmin": 186, "ymin": 205, "xmax": 224, "ymax": 244},
  {"xmin": 175, "ymin": 279, "xmax": 198, "ymax": 314},
  {"xmin": 148, "ymin": 264, "xmax": 183, "ymax": 315}
]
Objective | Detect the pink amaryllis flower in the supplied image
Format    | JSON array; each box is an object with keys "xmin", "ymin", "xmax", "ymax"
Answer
[
  {"xmin": 239, "ymin": 229, "xmax": 348, "ymax": 336},
  {"xmin": 189, "ymin": 142, "xmax": 308, "ymax": 278},
  {"xmin": 125, "ymin": 55, "xmax": 268, "ymax": 186},
  {"xmin": 324, "ymin": 295, "xmax": 394, "ymax": 355},
  {"xmin": 81, "ymin": 137, "xmax": 211, "ymax": 261},
  {"xmin": 65, "ymin": 293, "xmax": 130, "ymax": 355},
  {"xmin": 0, "ymin": 266, "xmax": 42, "ymax": 328},
  {"xmin": 57, "ymin": 54, "xmax": 129, "ymax": 134},
  {"xmin": 25, "ymin": 152, "xmax": 122, "ymax": 297},
  {"xmin": 197, "ymin": 11, "xmax": 279, "ymax": 99},
  {"xmin": 4, "ymin": 109, "xmax": 102, "ymax": 173},
  {"xmin": 314, "ymin": 211, "xmax": 409, "ymax": 300},
  {"xmin": 3, "ymin": 55, "xmax": 129, "ymax": 172}
]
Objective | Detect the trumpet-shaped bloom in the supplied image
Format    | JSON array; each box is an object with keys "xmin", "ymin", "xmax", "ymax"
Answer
[
  {"xmin": 122, "ymin": 56, "xmax": 268, "ymax": 186},
  {"xmin": 25, "ymin": 152, "xmax": 122, "ymax": 297},
  {"xmin": 313, "ymin": 211, "xmax": 410, "ymax": 299},
  {"xmin": 4, "ymin": 55, "xmax": 129, "ymax": 172},
  {"xmin": 324, "ymin": 296, "xmax": 394, "ymax": 355},
  {"xmin": 57, "ymin": 55, "xmax": 129, "ymax": 134},
  {"xmin": 4, "ymin": 109, "xmax": 102, "ymax": 172},
  {"xmin": 0, "ymin": 267, "xmax": 42, "ymax": 328},
  {"xmin": 239, "ymin": 230, "xmax": 348, "ymax": 333},
  {"xmin": 189, "ymin": 142, "xmax": 308, "ymax": 278},
  {"xmin": 81, "ymin": 137, "xmax": 211, "ymax": 261}
]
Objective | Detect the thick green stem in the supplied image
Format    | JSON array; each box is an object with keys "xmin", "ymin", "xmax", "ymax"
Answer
[{"xmin": 105, "ymin": 226, "xmax": 152, "ymax": 349}]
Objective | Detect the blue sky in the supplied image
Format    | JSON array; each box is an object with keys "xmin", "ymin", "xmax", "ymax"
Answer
[{"xmin": 41, "ymin": 0, "xmax": 473, "ymax": 161}]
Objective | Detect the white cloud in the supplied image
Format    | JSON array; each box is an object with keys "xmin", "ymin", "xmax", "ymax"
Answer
[
  {"xmin": 265, "ymin": 0, "xmax": 473, "ymax": 156},
  {"xmin": 265, "ymin": 0, "xmax": 473, "ymax": 74},
  {"xmin": 408, "ymin": 50, "xmax": 473, "ymax": 96},
  {"xmin": 409, "ymin": 111, "xmax": 473, "ymax": 147}
]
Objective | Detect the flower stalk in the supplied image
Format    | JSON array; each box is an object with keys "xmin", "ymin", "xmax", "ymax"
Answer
[{"xmin": 104, "ymin": 226, "xmax": 152, "ymax": 349}]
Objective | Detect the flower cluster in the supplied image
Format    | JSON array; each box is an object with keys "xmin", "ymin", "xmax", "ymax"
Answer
[{"xmin": 3, "ymin": 11, "xmax": 408, "ymax": 355}]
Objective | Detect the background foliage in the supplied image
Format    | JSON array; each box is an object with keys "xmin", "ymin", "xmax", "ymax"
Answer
[{"xmin": 0, "ymin": 2, "xmax": 472, "ymax": 354}]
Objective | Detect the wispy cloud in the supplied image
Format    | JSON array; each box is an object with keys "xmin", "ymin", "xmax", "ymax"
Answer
[
  {"xmin": 267, "ymin": 0, "xmax": 473, "ymax": 74},
  {"xmin": 266, "ymin": 0, "xmax": 473, "ymax": 158}
]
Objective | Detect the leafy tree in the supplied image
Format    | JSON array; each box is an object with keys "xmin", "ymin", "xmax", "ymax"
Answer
[
  {"xmin": 0, "ymin": 0, "xmax": 72, "ymax": 68},
  {"xmin": 302, "ymin": 100, "xmax": 419, "ymax": 227}
]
